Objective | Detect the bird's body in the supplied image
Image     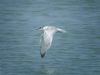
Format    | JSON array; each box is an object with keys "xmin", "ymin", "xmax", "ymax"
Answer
[{"xmin": 39, "ymin": 26, "xmax": 66, "ymax": 58}]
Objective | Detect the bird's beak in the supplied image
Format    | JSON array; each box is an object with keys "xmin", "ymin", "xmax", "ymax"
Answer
[{"xmin": 38, "ymin": 28, "xmax": 42, "ymax": 31}]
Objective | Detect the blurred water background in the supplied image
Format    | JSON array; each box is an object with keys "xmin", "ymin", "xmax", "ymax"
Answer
[{"xmin": 0, "ymin": 0, "xmax": 100, "ymax": 75}]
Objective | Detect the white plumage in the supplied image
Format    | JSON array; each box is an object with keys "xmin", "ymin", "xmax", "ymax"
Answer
[{"xmin": 39, "ymin": 26, "xmax": 66, "ymax": 58}]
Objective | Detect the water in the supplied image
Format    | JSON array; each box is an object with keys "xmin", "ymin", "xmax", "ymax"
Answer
[{"xmin": 0, "ymin": 0, "xmax": 100, "ymax": 75}]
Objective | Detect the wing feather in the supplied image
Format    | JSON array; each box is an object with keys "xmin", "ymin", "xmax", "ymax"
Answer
[{"xmin": 40, "ymin": 31, "xmax": 53, "ymax": 58}]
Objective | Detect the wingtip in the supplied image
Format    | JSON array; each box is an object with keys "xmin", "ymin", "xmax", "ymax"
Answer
[{"xmin": 41, "ymin": 53, "xmax": 45, "ymax": 58}]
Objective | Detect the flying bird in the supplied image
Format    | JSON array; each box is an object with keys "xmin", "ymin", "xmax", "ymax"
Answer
[{"xmin": 39, "ymin": 26, "xmax": 66, "ymax": 58}]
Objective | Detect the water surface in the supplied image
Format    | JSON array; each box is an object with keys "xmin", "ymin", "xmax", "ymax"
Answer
[{"xmin": 0, "ymin": 0, "xmax": 100, "ymax": 75}]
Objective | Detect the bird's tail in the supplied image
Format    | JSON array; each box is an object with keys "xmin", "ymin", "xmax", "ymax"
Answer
[{"xmin": 57, "ymin": 28, "xmax": 66, "ymax": 33}]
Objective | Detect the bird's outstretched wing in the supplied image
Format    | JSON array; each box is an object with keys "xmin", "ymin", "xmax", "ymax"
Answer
[{"xmin": 40, "ymin": 31, "xmax": 53, "ymax": 58}]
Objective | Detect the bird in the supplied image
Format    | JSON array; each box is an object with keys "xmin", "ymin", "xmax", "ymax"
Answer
[{"xmin": 39, "ymin": 26, "xmax": 66, "ymax": 58}]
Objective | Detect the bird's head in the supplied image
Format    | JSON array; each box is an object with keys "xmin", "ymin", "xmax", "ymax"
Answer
[
  {"xmin": 39, "ymin": 26, "xmax": 48, "ymax": 31},
  {"xmin": 38, "ymin": 27, "xmax": 43, "ymax": 31}
]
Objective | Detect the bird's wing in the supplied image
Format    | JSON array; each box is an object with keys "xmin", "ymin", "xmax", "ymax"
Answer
[{"xmin": 40, "ymin": 31, "xmax": 53, "ymax": 58}]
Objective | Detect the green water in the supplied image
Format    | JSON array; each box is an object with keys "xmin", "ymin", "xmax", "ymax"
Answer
[{"xmin": 0, "ymin": 0, "xmax": 100, "ymax": 75}]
